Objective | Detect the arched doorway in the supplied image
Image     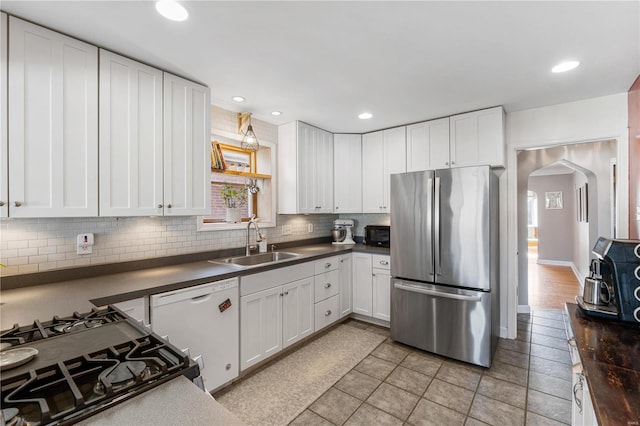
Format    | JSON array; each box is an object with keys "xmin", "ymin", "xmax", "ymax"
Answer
[{"xmin": 516, "ymin": 139, "xmax": 617, "ymax": 311}]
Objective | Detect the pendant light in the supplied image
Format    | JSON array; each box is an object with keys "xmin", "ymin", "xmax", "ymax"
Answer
[{"xmin": 241, "ymin": 113, "xmax": 260, "ymax": 152}]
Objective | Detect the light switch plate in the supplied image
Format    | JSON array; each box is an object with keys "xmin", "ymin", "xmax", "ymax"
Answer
[{"xmin": 281, "ymin": 225, "xmax": 292, "ymax": 235}]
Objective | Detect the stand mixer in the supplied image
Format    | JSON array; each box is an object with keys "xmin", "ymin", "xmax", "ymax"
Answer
[{"xmin": 332, "ymin": 219, "xmax": 356, "ymax": 245}]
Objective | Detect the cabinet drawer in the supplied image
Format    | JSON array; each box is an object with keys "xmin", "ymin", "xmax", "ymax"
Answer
[
  {"xmin": 241, "ymin": 262, "xmax": 314, "ymax": 296},
  {"xmin": 314, "ymin": 256, "xmax": 340, "ymax": 275},
  {"xmin": 314, "ymin": 270, "xmax": 339, "ymax": 302},
  {"xmin": 314, "ymin": 294, "xmax": 340, "ymax": 332},
  {"xmin": 372, "ymin": 254, "xmax": 391, "ymax": 270}
]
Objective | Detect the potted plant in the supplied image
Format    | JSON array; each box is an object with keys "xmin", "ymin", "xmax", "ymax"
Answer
[{"xmin": 221, "ymin": 184, "xmax": 247, "ymax": 223}]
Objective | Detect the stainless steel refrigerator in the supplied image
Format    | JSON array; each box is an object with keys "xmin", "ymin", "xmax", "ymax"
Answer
[{"xmin": 390, "ymin": 165, "xmax": 499, "ymax": 367}]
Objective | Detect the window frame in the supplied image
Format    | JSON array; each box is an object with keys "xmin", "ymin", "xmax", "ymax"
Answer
[{"xmin": 198, "ymin": 134, "xmax": 276, "ymax": 232}]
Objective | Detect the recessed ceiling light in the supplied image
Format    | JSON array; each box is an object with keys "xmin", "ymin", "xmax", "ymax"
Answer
[
  {"xmin": 358, "ymin": 112, "xmax": 373, "ymax": 120},
  {"xmin": 155, "ymin": 0, "xmax": 189, "ymax": 22},
  {"xmin": 232, "ymin": 96, "xmax": 246, "ymax": 103},
  {"xmin": 271, "ymin": 111, "xmax": 282, "ymax": 116},
  {"xmin": 552, "ymin": 60, "xmax": 580, "ymax": 73}
]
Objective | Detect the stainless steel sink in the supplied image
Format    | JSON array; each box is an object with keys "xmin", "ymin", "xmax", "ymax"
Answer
[{"xmin": 209, "ymin": 251, "xmax": 300, "ymax": 268}]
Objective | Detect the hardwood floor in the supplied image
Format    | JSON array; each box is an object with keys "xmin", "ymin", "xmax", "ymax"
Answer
[{"xmin": 527, "ymin": 246, "xmax": 580, "ymax": 310}]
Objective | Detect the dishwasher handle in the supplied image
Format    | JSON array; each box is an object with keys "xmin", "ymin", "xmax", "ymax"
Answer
[{"xmin": 394, "ymin": 282, "xmax": 482, "ymax": 302}]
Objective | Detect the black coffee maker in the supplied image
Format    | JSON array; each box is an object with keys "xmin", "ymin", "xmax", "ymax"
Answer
[{"xmin": 577, "ymin": 237, "xmax": 640, "ymax": 325}]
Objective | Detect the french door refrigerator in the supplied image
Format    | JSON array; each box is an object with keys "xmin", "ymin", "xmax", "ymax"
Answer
[{"xmin": 390, "ymin": 165, "xmax": 499, "ymax": 367}]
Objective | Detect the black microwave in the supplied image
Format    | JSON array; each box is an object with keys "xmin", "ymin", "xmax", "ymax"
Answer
[{"xmin": 364, "ymin": 225, "xmax": 390, "ymax": 248}]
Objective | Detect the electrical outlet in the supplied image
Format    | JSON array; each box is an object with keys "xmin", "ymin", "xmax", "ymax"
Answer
[
  {"xmin": 77, "ymin": 233, "xmax": 94, "ymax": 255},
  {"xmin": 308, "ymin": 223, "xmax": 314, "ymax": 233},
  {"xmin": 281, "ymin": 225, "xmax": 293, "ymax": 236}
]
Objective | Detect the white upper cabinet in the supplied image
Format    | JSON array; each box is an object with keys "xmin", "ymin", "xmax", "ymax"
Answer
[
  {"xmin": 333, "ymin": 134, "xmax": 362, "ymax": 213},
  {"xmin": 163, "ymin": 73, "xmax": 211, "ymax": 216},
  {"xmin": 278, "ymin": 121, "xmax": 334, "ymax": 214},
  {"xmin": 406, "ymin": 117, "xmax": 450, "ymax": 171},
  {"xmin": 362, "ymin": 126, "xmax": 406, "ymax": 213},
  {"xmin": 8, "ymin": 17, "xmax": 98, "ymax": 217},
  {"xmin": 99, "ymin": 50, "xmax": 163, "ymax": 216},
  {"xmin": 0, "ymin": 12, "xmax": 7, "ymax": 218},
  {"xmin": 449, "ymin": 106, "xmax": 504, "ymax": 168}
]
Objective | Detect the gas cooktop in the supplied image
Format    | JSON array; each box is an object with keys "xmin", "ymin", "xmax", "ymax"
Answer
[{"xmin": 0, "ymin": 307, "xmax": 200, "ymax": 426}]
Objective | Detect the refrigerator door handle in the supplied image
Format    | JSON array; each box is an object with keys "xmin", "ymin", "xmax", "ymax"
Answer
[
  {"xmin": 434, "ymin": 176, "xmax": 441, "ymax": 276},
  {"xmin": 394, "ymin": 282, "xmax": 482, "ymax": 302}
]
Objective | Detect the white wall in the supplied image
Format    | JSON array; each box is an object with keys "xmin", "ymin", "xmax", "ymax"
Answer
[
  {"xmin": 504, "ymin": 92, "xmax": 629, "ymax": 336},
  {"xmin": 528, "ymin": 174, "xmax": 575, "ymax": 262}
]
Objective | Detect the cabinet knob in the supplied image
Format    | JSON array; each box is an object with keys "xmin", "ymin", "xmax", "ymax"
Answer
[
  {"xmin": 451, "ymin": 161, "xmax": 455, "ymax": 165},
  {"xmin": 372, "ymin": 273, "xmax": 376, "ymax": 277},
  {"xmin": 13, "ymin": 201, "xmax": 22, "ymax": 207},
  {"xmin": 340, "ymin": 259, "xmax": 344, "ymax": 263},
  {"xmin": 379, "ymin": 206, "xmax": 383, "ymax": 209},
  {"xmin": 445, "ymin": 161, "xmax": 449, "ymax": 166},
  {"xmin": 380, "ymin": 260, "xmax": 389, "ymax": 265},
  {"xmin": 167, "ymin": 204, "xmax": 172, "ymax": 208},
  {"xmin": 157, "ymin": 204, "xmax": 163, "ymax": 208},
  {"xmin": 226, "ymin": 363, "xmax": 232, "ymax": 370},
  {"xmin": 284, "ymin": 291, "xmax": 289, "ymax": 295},
  {"xmin": 335, "ymin": 206, "xmax": 339, "ymax": 210},
  {"xmin": 325, "ymin": 263, "xmax": 331, "ymax": 268},
  {"xmin": 324, "ymin": 283, "xmax": 332, "ymax": 288},
  {"xmin": 0, "ymin": 201, "xmax": 4, "ymax": 207},
  {"xmin": 325, "ymin": 310, "xmax": 332, "ymax": 316}
]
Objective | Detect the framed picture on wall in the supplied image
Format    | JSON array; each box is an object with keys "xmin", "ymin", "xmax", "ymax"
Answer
[{"xmin": 545, "ymin": 191, "xmax": 563, "ymax": 209}]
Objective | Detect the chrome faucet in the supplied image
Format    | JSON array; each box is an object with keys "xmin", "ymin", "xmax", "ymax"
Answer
[{"xmin": 246, "ymin": 215, "xmax": 261, "ymax": 256}]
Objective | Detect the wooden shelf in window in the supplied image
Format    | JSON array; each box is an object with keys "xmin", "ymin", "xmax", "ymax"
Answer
[{"xmin": 212, "ymin": 169, "xmax": 271, "ymax": 179}]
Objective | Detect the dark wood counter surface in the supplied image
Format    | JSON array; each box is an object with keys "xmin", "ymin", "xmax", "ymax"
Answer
[{"xmin": 565, "ymin": 303, "xmax": 640, "ymax": 425}]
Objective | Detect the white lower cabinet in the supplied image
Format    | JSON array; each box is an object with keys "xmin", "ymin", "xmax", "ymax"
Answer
[
  {"xmin": 352, "ymin": 252, "xmax": 373, "ymax": 316},
  {"xmin": 338, "ymin": 254, "xmax": 353, "ymax": 317},
  {"xmin": 240, "ymin": 263, "xmax": 315, "ymax": 371},
  {"xmin": 372, "ymin": 255, "xmax": 391, "ymax": 321},
  {"xmin": 313, "ymin": 257, "xmax": 341, "ymax": 332},
  {"xmin": 352, "ymin": 253, "xmax": 391, "ymax": 323},
  {"xmin": 113, "ymin": 297, "xmax": 149, "ymax": 326},
  {"xmin": 282, "ymin": 278, "xmax": 314, "ymax": 348}
]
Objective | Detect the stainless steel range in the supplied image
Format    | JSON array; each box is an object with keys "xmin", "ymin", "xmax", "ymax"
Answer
[{"xmin": 0, "ymin": 306, "xmax": 200, "ymax": 426}]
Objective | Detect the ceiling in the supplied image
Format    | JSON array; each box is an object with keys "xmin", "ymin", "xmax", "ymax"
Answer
[{"xmin": 2, "ymin": 1, "xmax": 639, "ymax": 133}]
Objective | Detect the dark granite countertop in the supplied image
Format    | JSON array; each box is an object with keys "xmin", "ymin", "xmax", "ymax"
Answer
[
  {"xmin": 565, "ymin": 303, "xmax": 640, "ymax": 426},
  {"xmin": 0, "ymin": 243, "xmax": 389, "ymax": 326}
]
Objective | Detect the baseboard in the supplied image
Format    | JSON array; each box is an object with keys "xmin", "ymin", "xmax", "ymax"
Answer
[
  {"xmin": 537, "ymin": 259, "xmax": 573, "ymax": 266},
  {"xmin": 499, "ymin": 326, "xmax": 510, "ymax": 339},
  {"xmin": 571, "ymin": 264, "xmax": 585, "ymax": 288},
  {"xmin": 517, "ymin": 305, "xmax": 531, "ymax": 314}
]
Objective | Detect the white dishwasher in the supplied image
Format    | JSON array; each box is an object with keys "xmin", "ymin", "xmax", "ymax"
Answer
[{"xmin": 150, "ymin": 278, "xmax": 239, "ymax": 393}]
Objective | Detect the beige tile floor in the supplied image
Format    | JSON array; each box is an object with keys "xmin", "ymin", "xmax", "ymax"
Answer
[{"xmin": 289, "ymin": 310, "xmax": 572, "ymax": 426}]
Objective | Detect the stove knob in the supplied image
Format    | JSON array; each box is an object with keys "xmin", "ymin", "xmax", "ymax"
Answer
[
  {"xmin": 635, "ymin": 244, "xmax": 640, "ymax": 259},
  {"xmin": 634, "ymin": 307, "xmax": 640, "ymax": 323},
  {"xmin": 634, "ymin": 287, "xmax": 640, "ymax": 302},
  {"xmin": 635, "ymin": 266, "xmax": 640, "ymax": 281}
]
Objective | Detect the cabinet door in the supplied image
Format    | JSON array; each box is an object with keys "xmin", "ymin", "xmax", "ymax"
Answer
[
  {"xmin": 372, "ymin": 269, "xmax": 391, "ymax": 321},
  {"xmin": 333, "ymin": 134, "xmax": 362, "ymax": 213},
  {"xmin": 352, "ymin": 253, "xmax": 373, "ymax": 316},
  {"xmin": 296, "ymin": 122, "xmax": 316, "ymax": 213},
  {"xmin": 0, "ymin": 13, "xmax": 7, "ymax": 217},
  {"xmin": 314, "ymin": 128, "xmax": 334, "ymax": 213},
  {"xmin": 362, "ymin": 131, "xmax": 385, "ymax": 213},
  {"xmin": 449, "ymin": 106, "xmax": 504, "ymax": 168},
  {"xmin": 282, "ymin": 277, "xmax": 314, "ymax": 348},
  {"xmin": 9, "ymin": 17, "xmax": 98, "ymax": 217},
  {"xmin": 383, "ymin": 126, "xmax": 406, "ymax": 212},
  {"xmin": 406, "ymin": 118, "xmax": 450, "ymax": 171},
  {"xmin": 339, "ymin": 255, "xmax": 353, "ymax": 317},
  {"xmin": 240, "ymin": 285, "xmax": 282, "ymax": 370},
  {"xmin": 99, "ymin": 50, "xmax": 163, "ymax": 216},
  {"xmin": 163, "ymin": 73, "xmax": 211, "ymax": 216}
]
